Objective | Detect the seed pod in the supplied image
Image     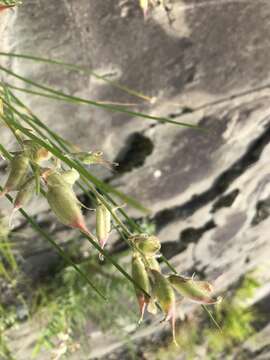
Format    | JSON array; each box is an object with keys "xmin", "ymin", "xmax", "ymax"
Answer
[
  {"xmin": 150, "ymin": 269, "xmax": 177, "ymax": 344},
  {"xmin": 132, "ymin": 253, "xmax": 150, "ymax": 324},
  {"xmin": 150, "ymin": 270, "xmax": 175, "ymax": 319},
  {"xmin": 9, "ymin": 177, "xmax": 36, "ymax": 227},
  {"xmin": 23, "ymin": 140, "xmax": 51, "ymax": 164},
  {"xmin": 147, "ymin": 298, "xmax": 158, "ymax": 315},
  {"xmin": 72, "ymin": 151, "xmax": 118, "ymax": 169},
  {"xmin": 13, "ymin": 177, "xmax": 36, "ymax": 210},
  {"xmin": 168, "ymin": 275, "xmax": 222, "ymax": 305},
  {"xmin": 0, "ymin": 153, "xmax": 30, "ymax": 197},
  {"xmin": 146, "ymin": 256, "xmax": 160, "ymax": 272},
  {"xmin": 132, "ymin": 234, "xmax": 161, "ymax": 256},
  {"xmin": 43, "ymin": 170, "xmax": 91, "ymax": 235},
  {"xmin": 60, "ymin": 169, "xmax": 80, "ymax": 186},
  {"xmin": 96, "ymin": 202, "xmax": 111, "ymax": 250}
]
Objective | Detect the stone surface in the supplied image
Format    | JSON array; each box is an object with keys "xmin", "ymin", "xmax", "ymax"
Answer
[{"xmin": 1, "ymin": 0, "xmax": 270, "ymax": 359}]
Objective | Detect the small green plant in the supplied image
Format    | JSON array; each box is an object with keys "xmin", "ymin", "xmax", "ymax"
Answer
[
  {"xmin": 0, "ymin": 66, "xmax": 218, "ymax": 353},
  {"xmin": 32, "ymin": 259, "xmax": 137, "ymax": 358},
  {"xmin": 0, "ymin": 10, "xmax": 212, "ymax": 356},
  {"xmin": 205, "ymin": 274, "xmax": 260, "ymax": 357},
  {"xmin": 0, "ymin": 212, "xmax": 20, "ymax": 360}
]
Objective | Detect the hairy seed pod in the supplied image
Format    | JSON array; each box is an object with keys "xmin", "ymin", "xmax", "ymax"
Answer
[
  {"xmin": 96, "ymin": 202, "xmax": 111, "ymax": 250},
  {"xmin": 14, "ymin": 177, "xmax": 36, "ymax": 210},
  {"xmin": 43, "ymin": 170, "xmax": 90, "ymax": 235},
  {"xmin": 72, "ymin": 151, "xmax": 118, "ymax": 169},
  {"xmin": 60, "ymin": 169, "xmax": 80, "ymax": 186},
  {"xmin": 147, "ymin": 298, "xmax": 158, "ymax": 315},
  {"xmin": 132, "ymin": 234, "xmax": 161, "ymax": 256},
  {"xmin": 150, "ymin": 270, "xmax": 175, "ymax": 319},
  {"xmin": 0, "ymin": 153, "xmax": 30, "ymax": 197},
  {"xmin": 168, "ymin": 275, "xmax": 222, "ymax": 305},
  {"xmin": 135, "ymin": 236, "xmax": 161, "ymax": 256},
  {"xmin": 23, "ymin": 140, "xmax": 51, "ymax": 164},
  {"xmin": 132, "ymin": 253, "xmax": 150, "ymax": 323},
  {"xmin": 149, "ymin": 269, "xmax": 177, "ymax": 344},
  {"xmin": 146, "ymin": 256, "xmax": 160, "ymax": 272},
  {"xmin": 9, "ymin": 177, "xmax": 36, "ymax": 227}
]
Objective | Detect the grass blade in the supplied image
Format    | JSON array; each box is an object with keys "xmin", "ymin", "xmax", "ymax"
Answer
[
  {"xmin": 0, "ymin": 52, "xmax": 153, "ymax": 102},
  {"xmin": 0, "ymin": 65, "xmax": 199, "ymax": 128}
]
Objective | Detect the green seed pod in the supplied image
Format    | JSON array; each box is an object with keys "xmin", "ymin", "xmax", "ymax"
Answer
[
  {"xmin": 147, "ymin": 298, "xmax": 158, "ymax": 315},
  {"xmin": 150, "ymin": 270, "xmax": 175, "ymax": 318},
  {"xmin": 96, "ymin": 202, "xmax": 111, "ymax": 250},
  {"xmin": 60, "ymin": 169, "xmax": 80, "ymax": 186},
  {"xmin": 72, "ymin": 151, "xmax": 118, "ymax": 169},
  {"xmin": 168, "ymin": 275, "xmax": 222, "ymax": 305},
  {"xmin": 146, "ymin": 256, "xmax": 160, "ymax": 272},
  {"xmin": 150, "ymin": 269, "xmax": 177, "ymax": 344},
  {"xmin": 132, "ymin": 253, "xmax": 150, "ymax": 323},
  {"xmin": 0, "ymin": 153, "xmax": 30, "ymax": 197},
  {"xmin": 131, "ymin": 234, "xmax": 161, "ymax": 256},
  {"xmin": 9, "ymin": 177, "xmax": 36, "ymax": 228},
  {"xmin": 14, "ymin": 176, "xmax": 35, "ymax": 210},
  {"xmin": 23, "ymin": 140, "xmax": 51, "ymax": 164},
  {"xmin": 43, "ymin": 170, "xmax": 90, "ymax": 235}
]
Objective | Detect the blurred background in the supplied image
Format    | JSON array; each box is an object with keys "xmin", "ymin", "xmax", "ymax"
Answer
[{"xmin": 1, "ymin": 0, "xmax": 270, "ymax": 359}]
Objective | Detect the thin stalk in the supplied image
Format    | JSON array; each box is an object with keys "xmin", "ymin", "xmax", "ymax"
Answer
[
  {"xmin": 0, "ymin": 65, "xmax": 198, "ymax": 128},
  {"xmin": 0, "ymin": 52, "xmax": 153, "ymax": 102},
  {"xmin": 160, "ymin": 255, "xmax": 178, "ymax": 274},
  {"xmin": 202, "ymin": 305, "xmax": 222, "ymax": 331},
  {"xmin": 6, "ymin": 83, "xmax": 142, "ymax": 107}
]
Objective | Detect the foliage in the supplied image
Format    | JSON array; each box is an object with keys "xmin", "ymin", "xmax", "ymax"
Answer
[
  {"xmin": 205, "ymin": 275, "xmax": 260, "ymax": 357},
  {"xmin": 0, "ymin": 2, "xmax": 216, "ymax": 358},
  {"xmin": 0, "ymin": 212, "xmax": 19, "ymax": 360},
  {"xmin": 32, "ymin": 259, "xmax": 137, "ymax": 358},
  {"xmin": 151, "ymin": 273, "xmax": 260, "ymax": 360}
]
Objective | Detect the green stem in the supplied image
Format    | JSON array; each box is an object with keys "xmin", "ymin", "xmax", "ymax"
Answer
[
  {"xmin": 0, "ymin": 52, "xmax": 153, "ymax": 102},
  {"xmin": 0, "ymin": 65, "xmax": 198, "ymax": 128}
]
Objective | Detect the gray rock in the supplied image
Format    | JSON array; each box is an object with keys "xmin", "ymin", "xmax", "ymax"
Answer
[{"xmin": 2, "ymin": 0, "xmax": 270, "ymax": 358}]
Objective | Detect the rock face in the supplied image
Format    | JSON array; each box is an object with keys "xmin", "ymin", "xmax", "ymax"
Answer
[{"xmin": 1, "ymin": 0, "xmax": 270, "ymax": 358}]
